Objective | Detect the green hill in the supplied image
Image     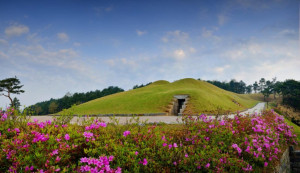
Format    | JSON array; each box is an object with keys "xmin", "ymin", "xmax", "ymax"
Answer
[{"xmin": 64, "ymin": 78, "xmax": 259, "ymax": 115}]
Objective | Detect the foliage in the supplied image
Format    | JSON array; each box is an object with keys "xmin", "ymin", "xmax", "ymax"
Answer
[
  {"xmin": 132, "ymin": 82, "xmax": 152, "ymax": 90},
  {"xmin": 0, "ymin": 76, "xmax": 24, "ymax": 108},
  {"xmin": 206, "ymin": 79, "xmax": 250, "ymax": 94},
  {"xmin": 280, "ymin": 79, "xmax": 300, "ymax": 110},
  {"xmin": 25, "ymin": 86, "xmax": 124, "ymax": 115},
  {"xmin": 10, "ymin": 97, "xmax": 21, "ymax": 110},
  {"xmin": 208, "ymin": 77, "xmax": 300, "ymax": 111},
  {"xmin": 0, "ymin": 108, "xmax": 298, "ymax": 172}
]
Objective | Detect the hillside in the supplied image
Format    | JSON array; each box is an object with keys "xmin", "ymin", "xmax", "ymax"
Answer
[{"xmin": 64, "ymin": 78, "xmax": 259, "ymax": 115}]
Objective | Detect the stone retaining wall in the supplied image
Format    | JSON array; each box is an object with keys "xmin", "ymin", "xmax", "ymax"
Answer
[
  {"xmin": 275, "ymin": 148, "xmax": 290, "ymax": 173},
  {"xmin": 275, "ymin": 146, "xmax": 300, "ymax": 173}
]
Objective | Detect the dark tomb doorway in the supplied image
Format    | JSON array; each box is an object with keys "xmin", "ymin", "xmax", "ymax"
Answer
[{"xmin": 177, "ymin": 99, "xmax": 185, "ymax": 114}]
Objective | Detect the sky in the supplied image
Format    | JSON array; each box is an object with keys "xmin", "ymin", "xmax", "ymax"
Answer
[{"xmin": 0, "ymin": 0, "xmax": 299, "ymax": 108}]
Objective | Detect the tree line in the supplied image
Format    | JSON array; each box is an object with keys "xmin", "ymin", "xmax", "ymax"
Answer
[
  {"xmin": 25, "ymin": 86, "xmax": 124, "ymax": 115},
  {"xmin": 205, "ymin": 78, "xmax": 300, "ymax": 110}
]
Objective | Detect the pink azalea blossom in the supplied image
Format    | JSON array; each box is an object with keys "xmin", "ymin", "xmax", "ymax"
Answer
[
  {"xmin": 123, "ymin": 130, "xmax": 130, "ymax": 137},
  {"xmin": 142, "ymin": 158, "xmax": 148, "ymax": 165},
  {"xmin": 64, "ymin": 134, "xmax": 70, "ymax": 141},
  {"xmin": 55, "ymin": 156, "xmax": 61, "ymax": 162},
  {"xmin": 52, "ymin": 149, "xmax": 58, "ymax": 155},
  {"xmin": 83, "ymin": 132, "xmax": 94, "ymax": 139}
]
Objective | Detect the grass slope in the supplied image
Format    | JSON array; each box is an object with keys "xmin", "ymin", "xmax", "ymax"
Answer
[{"xmin": 66, "ymin": 78, "xmax": 258, "ymax": 115}]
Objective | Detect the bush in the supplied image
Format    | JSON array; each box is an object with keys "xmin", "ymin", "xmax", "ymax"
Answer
[{"xmin": 0, "ymin": 108, "xmax": 298, "ymax": 172}]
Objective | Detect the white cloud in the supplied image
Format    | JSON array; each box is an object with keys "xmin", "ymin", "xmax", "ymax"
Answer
[
  {"xmin": 57, "ymin": 32, "xmax": 69, "ymax": 42},
  {"xmin": 225, "ymin": 43, "xmax": 262, "ymax": 60},
  {"xmin": 214, "ymin": 65, "xmax": 230, "ymax": 74},
  {"xmin": 277, "ymin": 29, "xmax": 297, "ymax": 39},
  {"xmin": 0, "ymin": 38, "xmax": 8, "ymax": 45},
  {"xmin": 0, "ymin": 51, "xmax": 8, "ymax": 59},
  {"xmin": 161, "ymin": 30, "xmax": 189, "ymax": 43},
  {"xmin": 73, "ymin": 42, "xmax": 81, "ymax": 46},
  {"xmin": 105, "ymin": 57, "xmax": 138, "ymax": 69},
  {"xmin": 136, "ymin": 30, "xmax": 147, "ymax": 36},
  {"xmin": 6, "ymin": 44, "xmax": 84, "ymax": 71},
  {"xmin": 5, "ymin": 24, "xmax": 29, "ymax": 37},
  {"xmin": 189, "ymin": 47, "xmax": 196, "ymax": 53},
  {"xmin": 106, "ymin": 59, "xmax": 115, "ymax": 66},
  {"xmin": 201, "ymin": 28, "xmax": 221, "ymax": 42},
  {"xmin": 173, "ymin": 49, "xmax": 186, "ymax": 60}
]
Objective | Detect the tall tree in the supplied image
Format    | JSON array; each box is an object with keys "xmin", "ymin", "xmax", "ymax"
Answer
[
  {"xmin": 253, "ymin": 81, "xmax": 259, "ymax": 93},
  {"xmin": 10, "ymin": 97, "xmax": 21, "ymax": 110},
  {"xmin": 280, "ymin": 80, "xmax": 300, "ymax": 110},
  {"xmin": 258, "ymin": 78, "xmax": 266, "ymax": 92},
  {"xmin": 49, "ymin": 101, "xmax": 58, "ymax": 114},
  {"xmin": 0, "ymin": 76, "xmax": 25, "ymax": 107},
  {"xmin": 246, "ymin": 85, "xmax": 252, "ymax": 94}
]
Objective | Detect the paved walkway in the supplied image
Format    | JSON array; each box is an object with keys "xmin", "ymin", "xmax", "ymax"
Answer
[{"xmin": 29, "ymin": 102, "xmax": 266, "ymax": 125}]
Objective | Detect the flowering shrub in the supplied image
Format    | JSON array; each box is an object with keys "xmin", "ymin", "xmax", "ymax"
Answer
[{"xmin": 0, "ymin": 108, "xmax": 298, "ymax": 172}]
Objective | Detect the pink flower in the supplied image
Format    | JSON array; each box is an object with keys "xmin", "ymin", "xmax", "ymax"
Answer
[
  {"xmin": 173, "ymin": 143, "xmax": 178, "ymax": 148},
  {"xmin": 83, "ymin": 132, "xmax": 94, "ymax": 139},
  {"xmin": 25, "ymin": 166, "xmax": 30, "ymax": 171},
  {"xmin": 264, "ymin": 162, "xmax": 268, "ymax": 167},
  {"xmin": 55, "ymin": 156, "xmax": 61, "ymax": 162},
  {"xmin": 142, "ymin": 158, "xmax": 148, "ymax": 165},
  {"xmin": 116, "ymin": 167, "xmax": 122, "ymax": 173},
  {"xmin": 64, "ymin": 134, "xmax": 70, "ymax": 141},
  {"xmin": 257, "ymin": 147, "xmax": 262, "ymax": 152},
  {"xmin": 168, "ymin": 144, "xmax": 172, "ymax": 149},
  {"xmin": 135, "ymin": 151, "xmax": 138, "ymax": 155},
  {"xmin": 162, "ymin": 143, "xmax": 167, "ymax": 147},
  {"xmin": 173, "ymin": 161, "xmax": 177, "ymax": 165},
  {"xmin": 232, "ymin": 144, "xmax": 238, "ymax": 148},
  {"xmin": 123, "ymin": 130, "xmax": 130, "ymax": 137},
  {"xmin": 109, "ymin": 155, "xmax": 114, "ymax": 161},
  {"xmin": 14, "ymin": 128, "xmax": 20, "ymax": 133},
  {"xmin": 99, "ymin": 122, "xmax": 107, "ymax": 127},
  {"xmin": 80, "ymin": 157, "xmax": 88, "ymax": 163},
  {"xmin": 52, "ymin": 149, "xmax": 58, "ymax": 155},
  {"xmin": 185, "ymin": 154, "xmax": 189, "ymax": 158},
  {"xmin": 245, "ymin": 146, "xmax": 251, "ymax": 153},
  {"xmin": 242, "ymin": 164, "xmax": 253, "ymax": 171},
  {"xmin": 206, "ymin": 163, "xmax": 210, "ymax": 168}
]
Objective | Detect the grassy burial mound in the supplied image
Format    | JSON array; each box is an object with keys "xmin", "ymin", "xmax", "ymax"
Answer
[{"xmin": 66, "ymin": 78, "xmax": 258, "ymax": 115}]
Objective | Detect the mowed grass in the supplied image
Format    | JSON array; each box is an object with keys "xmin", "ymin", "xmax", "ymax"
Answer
[
  {"xmin": 66, "ymin": 78, "xmax": 258, "ymax": 115},
  {"xmin": 284, "ymin": 118, "xmax": 300, "ymax": 142}
]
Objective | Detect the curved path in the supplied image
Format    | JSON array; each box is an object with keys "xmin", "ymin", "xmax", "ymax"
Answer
[{"xmin": 29, "ymin": 102, "xmax": 266, "ymax": 125}]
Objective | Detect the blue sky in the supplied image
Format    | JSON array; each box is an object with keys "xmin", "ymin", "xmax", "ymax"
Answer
[{"xmin": 0, "ymin": 0, "xmax": 299, "ymax": 108}]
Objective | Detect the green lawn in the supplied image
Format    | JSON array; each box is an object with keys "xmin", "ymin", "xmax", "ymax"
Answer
[
  {"xmin": 63, "ymin": 78, "xmax": 258, "ymax": 115},
  {"xmin": 284, "ymin": 118, "xmax": 300, "ymax": 142}
]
